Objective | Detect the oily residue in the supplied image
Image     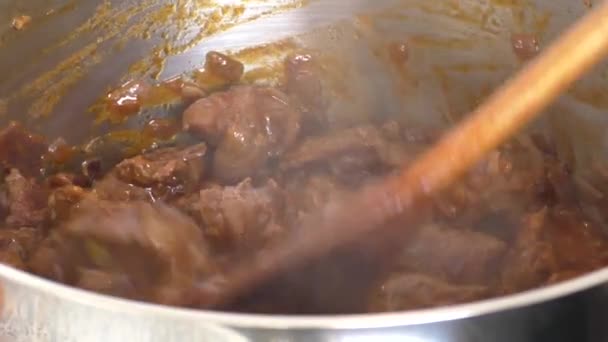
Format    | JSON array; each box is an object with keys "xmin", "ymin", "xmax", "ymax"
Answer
[
  {"xmin": 6, "ymin": 0, "xmax": 306, "ymax": 118},
  {"xmin": 92, "ymin": 38, "xmax": 299, "ymax": 123}
]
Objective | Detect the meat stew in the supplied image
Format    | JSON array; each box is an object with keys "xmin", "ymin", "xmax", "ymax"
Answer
[{"xmin": 2, "ymin": 51, "xmax": 608, "ymax": 314}]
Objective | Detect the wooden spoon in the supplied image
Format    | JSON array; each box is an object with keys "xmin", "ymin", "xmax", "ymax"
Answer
[{"xmin": 197, "ymin": 1, "xmax": 608, "ymax": 309}]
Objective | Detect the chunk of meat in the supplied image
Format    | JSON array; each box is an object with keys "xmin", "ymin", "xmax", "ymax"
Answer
[
  {"xmin": 285, "ymin": 54, "xmax": 326, "ymax": 132},
  {"xmin": 28, "ymin": 234, "xmax": 77, "ymax": 283},
  {"xmin": 61, "ymin": 200, "xmax": 213, "ymax": 305},
  {"xmin": 76, "ymin": 269, "xmax": 137, "ymax": 299},
  {"xmin": 548, "ymin": 207, "xmax": 608, "ymax": 272},
  {"xmin": 283, "ymin": 173, "xmax": 349, "ymax": 226},
  {"xmin": 45, "ymin": 138, "xmax": 76, "ymax": 165},
  {"xmin": 92, "ymin": 174, "xmax": 154, "ymax": 202},
  {"xmin": 177, "ymin": 178, "xmax": 285, "ymax": 252},
  {"xmin": 280, "ymin": 125, "xmax": 412, "ymax": 172},
  {"xmin": 400, "ymin": 224, "xmax": 507, "ymax": 284},
  {"xmin": 501, "ymin": 208, "xmax": 557, "ymax": 292},
  {"xmin": 183, "ymin": 86, "xmax": 300, "ymax": 183},
  {"xmin": 194, "ymin": 52, "xmax": 245, "ymax": 92},
  {"xmin": 161, "ymin": 77, "xmax": 206, "ymax": 102},
  {"xmin": 368, "ymin": 273, "xmax": 489, "ymax": 311},
  {"xmin": 48, "ymin": 185, "xmax": 87, "ymax": 221},
  {"xmin": 0, "ymin": 227, "xmax": 42, "ymax": 269},
  {"xmin": 204, "ymin": 51, "xmax": 244, "ymax": 85},
  {"xmin": 5, "ymin": 169, "xmax": 48, "ymax": 227},
  {"xmin": 44, "ymin": 172, "xmax": 84, "ymax": 189},
  {"xmin": 0, "ymin": 122, "xmax": 47, "ymax": 177},
  {"xmin": 114, "ymin": 143, "xmax": 206, "ymax": 197}
]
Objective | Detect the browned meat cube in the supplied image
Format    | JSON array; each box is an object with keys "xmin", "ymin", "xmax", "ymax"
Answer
[
  {"xmin": 92, "ymin": 174, "xmax": 154, "ymax": 202},
  {"xmin": 194, "ymin": 52, "xmax": 245, "ymax": 92},
  {"xmin": 61, "ymin": 199, "xmax": 213, "ymax": 305},
  {"xmin": 5, "ymin": 169, "xmax": 48, "ymax": 228},
  {"xmin": 183, "ymin": 85, "xmax": 301, "ymax": 183},
  {"xmin": 114, "ymin": 143, "xmax": 207, "ymax": 196},
  {"xmin": 0, "ymin": 122, "xmax": 47, "ymax": 177},
  {"xmin": 76, "ymin": 269, "xmax": 137, "ymax": 299},
  {"xmin": 368, "ymin": 273, "xmax": 489, "ymax": 311},
  {"xmin": 501, "ymin": 208, "xmax": 557, "ymax": 292},
  {"xmin": 177, "ymin": 178, "xmax": 285, "ymax": 251},
  {"xmin": 204, "ymin": 51, "xmax": 244, "ymax": 85},
  {"xmin": 285, "ymin": 54, "xmax": 326, "ymax": 132},
  {"xmin": 400, "ymin": 224, "xmax": 507, "ymax": 284},
  {"xmin": 0, "ymin": 227, "xmax": 42, "ymax": 270},
  {"xmin": 28, "ymin": 235, "xmax": 77, "ymax": 283},
  {"xmin": 280, "ymin": 124, "xmax": 412, "ymax": 172},
  {"xmin": 48, "ymin": 185, "xmax": 87, "ymax": 221}
]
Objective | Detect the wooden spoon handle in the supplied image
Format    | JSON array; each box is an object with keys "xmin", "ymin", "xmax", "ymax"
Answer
[{"xmin": 204, "ymin": 1, "xmax": 608, "ymax": 309}]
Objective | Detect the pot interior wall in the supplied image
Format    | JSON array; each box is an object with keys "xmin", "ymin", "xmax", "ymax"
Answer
[{"xmin": 0, "ymin": 0, "xmax": 605, "ymax": 171}]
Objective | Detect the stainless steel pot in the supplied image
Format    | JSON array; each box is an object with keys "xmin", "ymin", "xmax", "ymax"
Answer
[{"xmin": 1, "ymin": 0, "xmax": 608, "ymax": 341}]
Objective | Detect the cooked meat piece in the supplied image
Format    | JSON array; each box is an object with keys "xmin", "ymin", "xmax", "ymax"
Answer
[
  {"xmin": 432, "ymin": 183, "xmax": 475, "ymax": 220},
  {"xmin": 5, "ymin": 169, "xmax": 48, "ymax": 227},
  {"xmin": 281, "ymin": 124, "xmax": 414, "ymax": 172},
  {"xmin": 177, "ymin": 178, "xmax": 285, "ymax": 252},
  {"xmin": 547, "ymin": 270, "xmax": 584, "ymax": 284},
  {"xmin": 76, "ymin": 269, "xmax": 137, "ymax": 299},
  {"xmin": 0, "ymin": 227, "xmax": 42, "ymax": 269},
  {"xmin": 548, "ymin": 207, "xmax": 608, "ymax": 271},
  {"xmin": 28, "ymin": 234, "xmax": 77, "ymax": 283},
  {"xmin": 92, "ymin": 174, "xmax": 154, "ymax": 202},
  {"xmin": 114, "ymin": 143, "xmax": 206, "ymax": 197},
  {"xmin": 400, "ymin": 125, "xmax": 444, "ymax": 144},
  {"xmin": 283, "ymin": 173, "xmax": 349, "ymax": 226},
  {"xmin": 400, "ymin": 224, "xmax": 507, "ymax": 284},
  {"xmin": 0, "ymin": 122, "xmax": 47, "ymax": 177},
  {"xmin": 63, "ymin": 200, "xmax": 209, "ymax": 267},
  {"xmin": 45, "ymin": 138, "xmax": 75, "ymax": 165},
  {"xmin": 48, "ymin": 185, "xmax": 87, "ymax": 221},
  {"xmin": 368, "ymin": 273, "xmax": 489, "ymax": 311},
  {"xmin": 183, "ymin": 86, "xmax": 300, "ymax": 183},
  {"xmin": 501, "ymin": 208, "xmax": 557, "ymax": 292},
  {"xmin": 61, "ymin": 199, "xmax": 213, "ymax": 305},
  {"xmin": 45, "ymin": 172, "xmax": 85, "ymax": 188},
  {"xmin": 194, "ymin": 52, "xmax": 243, "ymax": 92},
  {"xmin": 204, "ymin": 51, "xmax": 244, "ymax": 85},
  {"xmin": 545, "ymin": 160, "xmax": 578, "ymax": 205},
  {"xmin": 285, "ymin": 54, "xmax": 326, "ymax": 132},
  {"xmin": 162, "ymin": 77, "xmax": 207, "ymax": 102}
]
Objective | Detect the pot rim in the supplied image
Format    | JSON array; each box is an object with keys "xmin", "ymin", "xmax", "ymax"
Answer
[{"xmin": 2, "ymin": 263, "xmax": 607, "ymax": 329}]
